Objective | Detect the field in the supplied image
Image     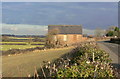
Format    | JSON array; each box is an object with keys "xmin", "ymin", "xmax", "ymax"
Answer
[
  {"xmin": 1, "ymin": 45, "xmax": 44, "ymax": 51},
  {"xmin": 1, "ymin": 36, "xmax": 45, "ymax": 51},
  {"xmin": 7, "ymin": 36, "xmax": 45, "ymax": 40},
  {"xmin": 2, "ymin": 47, "xmax": 74, "ymax": 77},
  {"xmin": 1, "ymin": 42, "xmax": 45, "ymax": 44},
  {"xmin": 1, "ymin": 36, "xmax": 116, "ymax": 77},
  {"xmin": 2, "ymin": 36, "xmax": 74, "ymax": 77},
  {"xmin": 8, "ymin": 37, "xmax": 34, "ymax": 39}
]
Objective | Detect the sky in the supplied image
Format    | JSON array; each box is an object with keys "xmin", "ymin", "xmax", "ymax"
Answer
[
  {"xmin": 2, "ymin": 2, "xmax": 118, "ymax": 35},
  {"xmin": 2, "ymin": 0, "xmax": 119, "ymax": 2}
]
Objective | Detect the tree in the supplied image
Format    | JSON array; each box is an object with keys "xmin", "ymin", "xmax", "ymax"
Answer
[
  {"xmin": 106, "ymin": 26, "xmax": 120, "ymax": 37},
  {"xmin": 108, "ymin": 26, "xmax": 115, "ymax": 31},
  {"xmin": 27, "ymin": 36, "xmax": 33, "ymax": 45},
  {"xmin": 94, "ymin": 28, "xmax": 104, "ymax": 37},
  {"xmin": 2, "ymin": 36, "xmax": 10, "ymax": 42},
  {"xmin": 114, "ymin": 27, "xmax": 119, "ymax": 32},
  {"xmin": 45, "ymin": 28, "xmax": 60, "ymax": 48},
  {"xmin": 106, "ymin": 31, "xmax": 114, "ymax": 36}
]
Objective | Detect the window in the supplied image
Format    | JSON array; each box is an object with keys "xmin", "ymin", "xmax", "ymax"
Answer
[
  {"xmin": 54, "ymin": 36, "xmax": 57, "ymax": 41},
  {"xmin": 63, "ymin": 35, "xmax": 67, "ymax": 41}
]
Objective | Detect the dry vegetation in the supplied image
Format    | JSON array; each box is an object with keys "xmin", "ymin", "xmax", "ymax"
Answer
[
  {"xmin": 32, "ymin": 42, "xmax": 117, "ymax": 78},
  {"xmin": 2, "ymin": 46, "xmax": 74, "ymax": 77}
]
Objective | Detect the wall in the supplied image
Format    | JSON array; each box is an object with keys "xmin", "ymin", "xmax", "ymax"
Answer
[{"xmin": 54, "ymin": 34, "xmax": 88, "ymax": 45}]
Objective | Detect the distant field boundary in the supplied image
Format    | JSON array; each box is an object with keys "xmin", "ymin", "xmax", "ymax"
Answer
[
  {"xmin": 0, "ymin": 42, "xmax": 45, "ymax": 45},
  {"xmin": 2, "ymin": 40, "xmax": 99, "ymax": 56},
  {"xmin": 2, "ymin": 46, "xmax": 74, "ymax": 56},
  {"xmin": 2, "ymin": 47, "xmax": 45, "ymax": 56},
  {"xmin": 1, "ymin": 43, "xmax": 44, "ymax": 45}
]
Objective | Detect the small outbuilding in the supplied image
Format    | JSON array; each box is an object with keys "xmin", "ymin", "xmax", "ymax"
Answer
[{"xmin": 48, "ymin": 25, "xmax": 87, "ymax": 45}]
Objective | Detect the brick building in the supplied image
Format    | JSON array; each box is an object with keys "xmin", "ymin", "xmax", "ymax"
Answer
[{"xmin": 48, "ymin": 25, "xmax": 87, "ymax": 45}]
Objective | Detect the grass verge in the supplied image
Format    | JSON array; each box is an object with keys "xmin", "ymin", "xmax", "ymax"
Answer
[{"xmin": 2, "ymin": 46, "xmax": 74, "ymax": 77}]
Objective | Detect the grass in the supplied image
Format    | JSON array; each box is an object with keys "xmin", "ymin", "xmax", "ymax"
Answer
[
  {"xmin": 0, "ymin": 45, "xmax": 44, "ymax": 51},
  {"xmin": 0, "ymin": 42, "xmax": 45, "ymax": 44},
  {"xmin": 1, "ymin": 36, "xmax": 45, "ymax": 51},
  {"xmin": 2, "ymin": 47, "xmax": 74, "ymax": 77},
  {"xmin": 0, "ymin": 41, "xmax": 45, "ymax": 51},
  {"xmin": 8, "ymin": 37, "xmax": 34, "ymax": 39},
  {"xmin": 8, "ymin": 37, "xmax": 45, "ymax": 40}
]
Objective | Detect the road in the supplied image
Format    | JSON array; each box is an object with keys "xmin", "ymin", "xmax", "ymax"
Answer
[{"xmin": 97, "ymin": 41, "xmax": 120, "ymax": 69}]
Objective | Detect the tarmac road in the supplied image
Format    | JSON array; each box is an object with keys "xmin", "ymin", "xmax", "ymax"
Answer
[{"xmin": 97, "ymin": 41, "xmax": 120, "ymax": 69}]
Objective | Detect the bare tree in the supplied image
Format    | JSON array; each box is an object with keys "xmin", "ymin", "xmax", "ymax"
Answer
[
  {"xmin": 27, "ymin": 36, "xmax": 33, "ymax": 45},
  {"xmin": 94, "ymin": 28, "xmax": 105, "ymax": 37},
  {"xmin": 45, "ymin": 28, "xmax": 60, "ymax": 48}
]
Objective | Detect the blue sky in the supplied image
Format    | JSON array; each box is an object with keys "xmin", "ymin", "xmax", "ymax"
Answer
[{"xmin": 2, "ymin": 2, "xmax": 118, "ymax": 35}]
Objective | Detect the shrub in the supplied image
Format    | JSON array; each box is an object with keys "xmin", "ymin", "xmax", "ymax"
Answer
[
  {"xmin": 36, "ymin": 42, "xmax": 115, "ymax": 78},
  {"xmin": 56, "ymin": 43, "xmax": 113, "ymax": 78}
]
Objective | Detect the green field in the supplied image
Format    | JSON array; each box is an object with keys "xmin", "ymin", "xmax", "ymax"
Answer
[
  {"xmin": 0, "ymin": 45, "xmax": 44, "ymax": 51},
  {"xmin": 1, "ymin": 35, "xmax": 45, "ymax": 51},
  {"xmin": 8, "ymin": 37, "xmax": 45, "ymax": 40},
  {"xmin": 8, "ymin": 37, "xmax": 34, "ymax": 39},
  {"xmin": 0, "ymin": 42, "xmax": 45, "ymax": 44},
  {"xmin": 2, "ymin": 47, "xmax": 74, "ymax": 77}
]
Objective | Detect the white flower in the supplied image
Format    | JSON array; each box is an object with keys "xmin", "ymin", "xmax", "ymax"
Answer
[
  {"xmin": 48, "ymin": 61, "xmax": 51, "ymax": 64},
  {"xmin": 74, "ymin": 63, "xmax": 77, "ymax": 66},
  {"xmin": 68, "ymin": 59, "xmax": 71, "ymax": 61},
  {"xmin": 46, "ymin": 65, "xmax": 48, "ymax": 68},
  {"xmin": 101, "ymin": 67, "xmax": 104, "ymax": 69},
  {"xmin": 55, "ymin": 69, "xmax": 58, "ymax": 72},
  {"xmin": 86, "ymin": 61, "xmax": 90, "ymax": 64},
  {"xmin": 65, "ymin": 65, "xmax": 67, "ymax": 68},
  {"xmin": 28, "ymin": 74, "xmax": 31, "ymax": 77}
]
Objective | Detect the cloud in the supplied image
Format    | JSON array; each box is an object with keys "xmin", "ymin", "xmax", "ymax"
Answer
[
  {"xmin": 2, "ymin": 0, "xmax": 119, "ymax": 2},
  {"xmin": 44, "ymin": 28, "xmax": 48, "ymax": 31},
  {"xmin": 83, "ymin": 29, "xmax": 94, "ymax": 35},
  {"xmin": 2, "ymin": 24, "xmax": 48, "ymax": 35},
  {"xmin": 2, "ymin": 2, "xmax": 117, "ymax": 30},
  {"xmin": 10, "ymin": 27, "xmax": 18, "ymax": 31},
  {"xmin": 2, "ymin": 23, "xmax": 95, "ymax": 35}
]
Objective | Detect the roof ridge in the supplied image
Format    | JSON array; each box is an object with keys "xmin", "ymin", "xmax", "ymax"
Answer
[{"xmin": 48, "ymin": 25, "xmax": 82, "ymax": 26}]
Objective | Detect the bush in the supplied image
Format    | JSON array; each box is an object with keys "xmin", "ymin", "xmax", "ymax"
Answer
[
  {"xmin": 2, "ymin": 47, "xmax": 45, "ymax": 56},
  {"xmin": 56, "ymin": 43, "xmax": 113, "ymax": 78},
  {"xmin": 36, "ymin": 42, "xmax": 115, "ymax": 78},
  {"xmin": 110, "ymin": 38, "xmax": 120, "ymax": 44}
]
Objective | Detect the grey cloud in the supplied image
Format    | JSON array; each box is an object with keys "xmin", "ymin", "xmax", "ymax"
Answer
[
  {"xmin": 2, "ymin": 24, "xmax": 94, "ymax": 35},
  {"xmin": 2, "ymin": 2, "xmax": 118, "ymax": 29},
  {"xmin": 2, "ymin": 24, "xmax": 48, "ymax": 35}
]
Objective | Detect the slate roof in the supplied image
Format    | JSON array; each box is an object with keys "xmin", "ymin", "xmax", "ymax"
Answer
[{"xmin": 48, "ymin": 25, "xmax": 82, "ymax": 34}]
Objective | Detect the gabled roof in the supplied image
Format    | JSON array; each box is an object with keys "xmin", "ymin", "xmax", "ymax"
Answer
[{"xmin": 48, "ymin": 25, "xmax": 82, "ymax": 34}]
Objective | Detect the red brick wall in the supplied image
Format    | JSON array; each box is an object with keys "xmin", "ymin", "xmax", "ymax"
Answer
[{"xmin": 54, "ymin": 34, "xmax": 87, "ymax": 45}]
